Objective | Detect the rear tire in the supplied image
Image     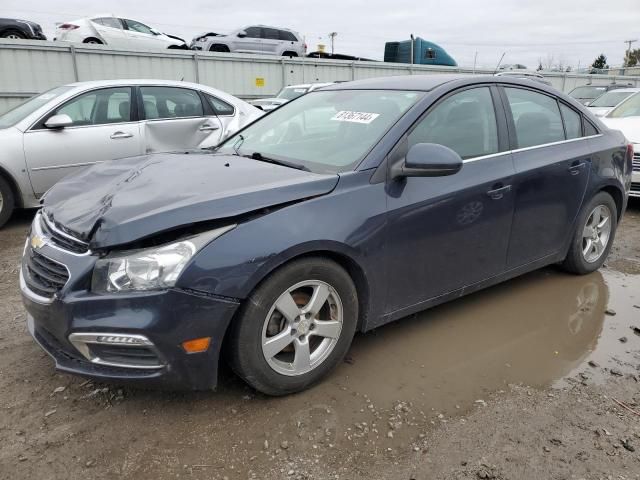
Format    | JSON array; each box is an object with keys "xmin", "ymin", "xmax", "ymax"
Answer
[
  {"xmin": 83, "ymin": 37, "xmax": 103, "ymax": 44},
  {"xmin": 561, "ymin": 191, "xmax": 617, "ymax": 275},
  {"xmin": 228, "ymin": 257, "xmax": 358, "ymax": 396},
  {"xmin": 1, "ymin": 29, "xmax": 26, "ymax": 39},
  {"xmin": 0, "ymin": 175, "xmax": 16, "ymax": 229},
  {"xmin": 209, "ymin": 44, "xmax": 230, "ymax": 52},
  {"xmin": 282, "ymin": 51, "xmax": 298, "ymax": 57}
]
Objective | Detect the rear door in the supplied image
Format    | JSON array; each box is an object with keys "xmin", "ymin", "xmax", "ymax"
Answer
[
  {"xmin": 122, "ymin": 19, "xmax": 165, "ymax": 49},
  {"xmin": 384, "ymin": 85, "xmax": 516, "ymax": 313},
  {"xmin": 91, "ymin": 17, "xmax": 128, "ymax": 48},
  {"xmin": 261, "ymin": 28, "xmax": 282, "ymax": 54},
  {"xmin": 501, "ymin": 86, "xmax": 592, "ymax": 268},
  {"xmin": 23, "ymin": 87, "xmax": 141, "ymax": 196},
  {"xmin": 139, "ymin": 86, "xmax": 223, "ymax": 152}
]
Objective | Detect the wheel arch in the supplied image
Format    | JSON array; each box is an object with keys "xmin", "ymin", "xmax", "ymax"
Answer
[
  {"xmin": 241, "ymin": 243, "xmax": 372, "ymax": 333},
  {"xmin": 599, "ymin": 184, "xmax": 624, "ymax": 220},
  {"xmin": 0, "ymin": 165, "xmax": 24, "ymax": 208}
]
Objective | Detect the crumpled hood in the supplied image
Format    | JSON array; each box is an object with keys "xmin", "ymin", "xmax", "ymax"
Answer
[{"xmin": 43, "ymin": 153, "xmax": 338, "ymax": 249}]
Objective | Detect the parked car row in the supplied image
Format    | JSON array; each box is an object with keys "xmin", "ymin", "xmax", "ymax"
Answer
[{"xmin": 18, "ymin": 74, "xmax": 632, "ymax": 396}]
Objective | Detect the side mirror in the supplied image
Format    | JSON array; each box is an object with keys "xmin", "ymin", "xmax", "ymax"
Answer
[
  {"xmin": 44, "ymin": 114, "xmax": 73, "ymax": 129},
  {"xmin": 237, "ymin": 30, "xmax": 247, "ymax": 38},
  {"xmin": 391, "ymin": 143, "xmax": 463, "ymax": 179}
]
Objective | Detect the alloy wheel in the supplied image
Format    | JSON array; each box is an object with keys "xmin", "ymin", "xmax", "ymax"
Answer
[
  {"xmin": 6, "ymin": 34, "xmax": 21, "ymax": 39},
  {"xmin": 261, "ymin": 280, "xmax": 343, "ymax": 376},
  {"xmin": 581, "ymin": 205, "xmax": 612, "ymax": 263}
]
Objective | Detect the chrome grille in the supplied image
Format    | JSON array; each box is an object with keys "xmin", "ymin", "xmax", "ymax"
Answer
[
  {"xmin": 23, "ymin": 248, "xmax": 70, "ymax": 298},
  {"xmin": 40, "ymin": 213, "xmax": 89, "ymax": 254}
]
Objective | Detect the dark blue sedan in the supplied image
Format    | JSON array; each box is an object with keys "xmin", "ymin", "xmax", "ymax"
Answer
[{"xmin": 21, "ymin": 75, "xmax": 633, "ymax": 395}]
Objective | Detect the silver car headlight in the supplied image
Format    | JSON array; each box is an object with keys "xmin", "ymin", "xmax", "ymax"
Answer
[{"xmin": 91, "ymin": 226, "xmax": 235, "ymax": 293}]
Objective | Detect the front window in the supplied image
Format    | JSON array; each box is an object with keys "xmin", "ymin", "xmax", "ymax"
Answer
[
  {"xmin": 216, "ymin": 89, "xmax": 422, "ymax": 173},
  {"xmin": 606, "ymin": 92, "xmax": 640, "ymax": 118},
  {"xmin": 589, "ymin": 91, "xmax": 636, "ymax": 108},
  {"xmin": 0, "ymin": 86, "xmax": 73, "ymax": 129},
  {"xmin": 50, "ymin": 87, "xmax": 132, "ymax": 126},
  {"xmin": 568, "ymin": 86, "xmax": 606, "ymax": 100}
]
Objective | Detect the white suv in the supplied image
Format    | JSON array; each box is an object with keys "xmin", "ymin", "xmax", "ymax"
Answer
[{"xmin": 191, "ymin": 25, "xmax": 306, "ymax": 56}]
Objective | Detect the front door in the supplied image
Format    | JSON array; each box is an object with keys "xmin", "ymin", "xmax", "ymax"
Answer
[
  {"xmin": 23, "ymin": 87, "xmax": 141, "ymax": 196},
  {"xmin": 385, "ymin": 86, "xmax": 515, "ymax": 314},
  {"xmin": 139, "ymin": 86, "xmax": 223, "ymax": 152},
  {"xmin": 501, "ymin": 86, "xmax": 592, "ymax": 268}
]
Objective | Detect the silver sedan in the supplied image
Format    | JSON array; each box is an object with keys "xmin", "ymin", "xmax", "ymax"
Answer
[{"xmin": 0, "ymin": 79, "xmax": 263, "ymax": 227}]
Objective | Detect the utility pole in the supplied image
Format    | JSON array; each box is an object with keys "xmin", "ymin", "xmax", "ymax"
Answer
[
  {"xmin": 624, "ymin": 39, "xmax": 637, "ymax": 66},
  {"xmin": 328, "ymin": 32, "xmax": 337, "ymax": 55},
  {"xmin": 410, "ymin": 33, "xmax": 415, "ymax": 65}
]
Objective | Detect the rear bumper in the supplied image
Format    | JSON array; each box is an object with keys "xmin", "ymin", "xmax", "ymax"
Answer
[{"xmin": 22, "ymin": 280, "xmax": 240, "ymax": 390}]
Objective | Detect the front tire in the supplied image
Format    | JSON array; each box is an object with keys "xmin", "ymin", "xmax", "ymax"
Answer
[
  {"xmin": 0, "ymin": 175, "xmax": 16, "ymax": 228},
  {"xmin": 1, "ymin": 29, "xmax": 26, "ymax": 39},
  {"xmin": 83, "ymin": 37, "xmax": 103, "ymax": 44},
  {"xmin": 562, "ymin": 191, "xmax": 617, "ymax": 274},
  {"xmin": 228, "ymin": 257, "xmax": 358, "ymax": 396}
]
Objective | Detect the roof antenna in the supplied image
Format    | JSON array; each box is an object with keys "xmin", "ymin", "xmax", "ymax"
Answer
[{"xmin": 493, "ymin": 52, "xmax": 505, "ymax": 74}]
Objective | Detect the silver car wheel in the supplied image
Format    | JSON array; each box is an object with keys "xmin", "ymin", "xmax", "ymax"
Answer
[
  {"xmin": 261, "ymin": 280, "xmax": 343, "ymax": 377},
  {"xmin": 582, "ymin": 205, "xmax": 612, "ymax": 263},
  {"xmin": 6, "ymin": 34, "xmax": 21, "ymax": 39}
]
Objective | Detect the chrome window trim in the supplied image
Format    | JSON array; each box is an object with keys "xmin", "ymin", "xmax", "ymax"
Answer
[{"xmin": 461, "ymin": 134, "xmax": 604, "ymax": 164}]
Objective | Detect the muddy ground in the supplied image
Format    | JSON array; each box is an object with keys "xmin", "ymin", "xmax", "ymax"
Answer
[{"xmin": 1, "ymin": 201, "xmax": 639, "ymax": 480}]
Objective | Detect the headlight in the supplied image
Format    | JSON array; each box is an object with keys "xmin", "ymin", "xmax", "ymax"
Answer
[{"xmin": 91, "ymin": 225, "xmax": 235, "ymax": 293}]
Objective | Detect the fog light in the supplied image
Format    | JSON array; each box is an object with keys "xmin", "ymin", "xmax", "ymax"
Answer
[
  {"xmin": 96, "ymin": 335, "xmax": 147, "ymax": 345},
  {"xmin": 182, "ymin": 337, "xmax": 211, "ymax": 353}
]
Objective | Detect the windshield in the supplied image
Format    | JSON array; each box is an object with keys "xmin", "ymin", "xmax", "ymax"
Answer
[
  {"xmin": 568, "ymin": 86, "xmax": 606, "ymax": 100},
  {"xmin": 0, "ymin": 86, "xmax": 73, "ymax": 129},
  {"xmin": 216, "ymin": 89, "xmax": 422, "ymax": 173},
  {"xmin": 590, "ymin": 90, "xmax": 636, "ymax": 108},
  {"xmin": 607, "ymin": 92, "xmax": 640, "ymax": 118},
  {"xmin": 276, "ymin": 87, "xmax": 309, "ymax": 101}
]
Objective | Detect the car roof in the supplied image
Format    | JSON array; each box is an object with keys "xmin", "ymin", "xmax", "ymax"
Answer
[
  {"xmin": 322, "ymin": 74, "xmax": 555, "ymax": 92},
  {"xmin": 64, "ymin": 79, "xmax": 208, "ymax": 89}
]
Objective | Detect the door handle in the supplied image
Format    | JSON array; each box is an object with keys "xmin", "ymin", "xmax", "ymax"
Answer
[
  {"xmin": 568, "ymin": 161, "xmax": 586, "ymax": 175},
  {"xmin": 199, "ymin": 124, "xmax": 220, "ymax": 132},
  {"xmin": 486, "ymin": 184, "xmax": 512, "ymax": 200},
  {"xmin": 110, "ymin": 131, "xmax": 133, "ymax": 139}
]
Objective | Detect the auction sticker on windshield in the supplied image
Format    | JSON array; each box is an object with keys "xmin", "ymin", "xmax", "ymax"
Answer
[{"xmin": 331, "ymin": 111, "xmax": 380, "ymax": 124}]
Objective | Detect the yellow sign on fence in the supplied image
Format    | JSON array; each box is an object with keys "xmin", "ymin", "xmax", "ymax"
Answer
[{"xmin": 255, "ymin": 77, "xmax": 265, "ymax": 87}]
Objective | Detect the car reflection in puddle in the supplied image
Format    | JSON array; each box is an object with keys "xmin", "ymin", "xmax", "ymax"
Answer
[{"xmin": 324, "ymin": 268, "xmax": 608, "ymax": 416}]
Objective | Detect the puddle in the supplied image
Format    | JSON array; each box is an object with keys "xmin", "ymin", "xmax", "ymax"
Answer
[{"xmin": 320, "ymin": 267, "xmax": 639, "ymax": 417}]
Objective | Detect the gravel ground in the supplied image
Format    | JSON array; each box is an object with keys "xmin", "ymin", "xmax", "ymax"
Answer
[{"xmin": 0, "ymin": 200, "xmax": 639, "ymax": 480}]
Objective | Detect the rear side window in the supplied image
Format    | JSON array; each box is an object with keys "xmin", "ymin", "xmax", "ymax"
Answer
[
  {"xmin": 93, "ymin": 17, "xmax": 122, "ymax": 29},
  {"xmin": 53, "ymin": 87, "xmax": 132, "ymax": 126},
  {"xmin": 504, "ymin": 88, "xmax": 564, "ymax": 148},
  {"xmin": 559, "ymin": 104, "xmax": 582, "ymax": 139},
  {"xmin": 123, "ymin": 19, "xmax": 153, "ymax": 35},
  {"xmin": 206, "ymin": 95, "xmax": 235, "ymax": 116},
  {"xmin": 409, "ymin": 87, "xmax": 499, "ymax": 159},
  {"xmin": 263, "ymin": 28, "xmax": 280, "ymax": 40},
  {"xmin": 279, "ymin": 30, "xmax": 298, "ymax": 41},
  {"xmin": 584, "ymin": 120, "xmax": 599, "ymax": 136},
  {"xmin": 140, "ymin": 87, "xmax": 204, "ymax": 120}
]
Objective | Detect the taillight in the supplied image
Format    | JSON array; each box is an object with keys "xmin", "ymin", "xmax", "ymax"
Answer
[{"xmin": 58, "ymin": 23, "xmax": 79, "ymax": 30}]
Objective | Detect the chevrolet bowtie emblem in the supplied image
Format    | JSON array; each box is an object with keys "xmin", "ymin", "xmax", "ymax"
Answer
[{"xmin": 30, "ymin": 235, "xmax": 45, "ymax": 249}]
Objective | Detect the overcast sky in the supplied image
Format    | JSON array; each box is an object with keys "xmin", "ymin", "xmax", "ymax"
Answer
[{"xmin": 3, "ymin": 0, "xmax": 639, "ymax": 69}]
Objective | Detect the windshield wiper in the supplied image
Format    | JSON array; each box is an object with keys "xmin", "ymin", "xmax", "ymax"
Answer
[{"xmin": 246, "ymin": 152, "xmax": 309, "ymax": 171}]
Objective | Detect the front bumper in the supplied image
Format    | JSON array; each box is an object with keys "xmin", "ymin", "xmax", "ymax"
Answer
[{"xmin": 20, "ymin": 221, "xmax": 240, "ymax": 390}]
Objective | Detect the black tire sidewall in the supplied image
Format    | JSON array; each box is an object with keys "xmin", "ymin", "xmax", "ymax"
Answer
[
  {"xmin": 564, "ymin": 191, "xmax": 618, "ymax": 274},
  {"xmin": 229, "ymin": 258, "xmax": 358, "ymax": 396},
  {"xmin": 0, "ymin": 176, "xmax": 15, "ymax": 228}
]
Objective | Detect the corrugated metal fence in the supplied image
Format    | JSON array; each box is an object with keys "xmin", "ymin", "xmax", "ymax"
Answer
[{"xmin": 1, "ymin": 39, "xmax": 639, "ymax": 114}]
